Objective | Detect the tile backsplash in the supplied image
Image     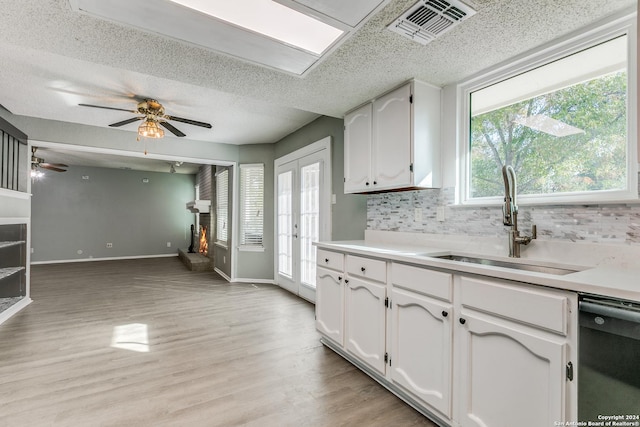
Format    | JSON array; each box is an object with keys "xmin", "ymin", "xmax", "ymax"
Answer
[{"xmin": 367, "ymin": 187, "xmax": 640, "ymax": 245}]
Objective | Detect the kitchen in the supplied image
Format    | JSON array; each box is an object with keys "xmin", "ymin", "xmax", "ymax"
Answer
[{"xmin": 1, "ymin": 0, "xmax": 639, "ymax": 426}]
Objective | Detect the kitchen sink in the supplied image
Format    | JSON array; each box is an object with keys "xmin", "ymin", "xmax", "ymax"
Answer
[{"xmin": 433, "ymin": 254, "xmax": 580, "ymax": 275}]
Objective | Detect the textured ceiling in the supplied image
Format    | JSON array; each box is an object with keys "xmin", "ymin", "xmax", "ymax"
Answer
[{"xmin": 0, "ymin": 0, "xmax": 636, "ymax": 171}]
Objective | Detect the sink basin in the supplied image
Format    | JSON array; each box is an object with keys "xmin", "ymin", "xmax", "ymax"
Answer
[{"xmin": 433, "ymin": 254, "xmax": 580, "ymax": 275}]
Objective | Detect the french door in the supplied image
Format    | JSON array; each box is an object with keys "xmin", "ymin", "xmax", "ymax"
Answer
[{"xmin": 275, "ymin": 138, "xmax": 331, "ymax": 303}]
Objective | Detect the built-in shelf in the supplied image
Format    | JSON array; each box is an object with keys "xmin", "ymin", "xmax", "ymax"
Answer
[
  {"xmin": 0, "ymin": 266, "xmax": 25, "ymax": 281},
  {"xmin": 0, "ymin": 223, "xmax": 27, "ymax": 306},
  {"xmin": 0, "ymin": 241, "xmax": 25, "ymax": 250}
]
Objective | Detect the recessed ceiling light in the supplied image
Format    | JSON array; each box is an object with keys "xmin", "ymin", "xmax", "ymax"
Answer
[{"xmin": 169, "ymin": 0, "xmax": 344, "ymax": 54}]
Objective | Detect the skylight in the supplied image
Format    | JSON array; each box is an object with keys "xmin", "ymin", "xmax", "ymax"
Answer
[{"xmin": 169, "ymin": 0, "xmax": 344, "ymax": 55}]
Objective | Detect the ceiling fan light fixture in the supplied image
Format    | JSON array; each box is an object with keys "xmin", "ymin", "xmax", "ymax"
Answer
[{"xmin": 138, "ymin": 119, "xmax": 165, "ymax": 139}]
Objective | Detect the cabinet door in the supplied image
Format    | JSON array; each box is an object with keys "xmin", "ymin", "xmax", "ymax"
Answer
[
  {"xmin": 372, "ymin": 84, "xmax": 411, "ymax": 190},
  {"xmin": 390, "ymin": 288, "xmax": 452, "ymax": 418},
  {"xmin": 345, "ymin": 276, "xmax": 386, "ymax": 374},
  {"xmin": 344, "ymin": 103, "xmax": 372, "ymax": 193},
  {"xmin": 456, "ymin": 311, "xmax": 568, "ymax": 427},
  {"xmin": 316, "ymin": 267, "xmax": 344, "ymax": 346}
]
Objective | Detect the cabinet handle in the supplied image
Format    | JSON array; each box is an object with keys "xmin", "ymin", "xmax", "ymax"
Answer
[
  {"xmin": 324, "ymin": 258, "xmax": 329, "ymax": 263},
  {"xmin": 361, "ymin": 267, "xmax": 366, "ymax": 272},
  {"xmin": 459, "ymin": 318, "xmax": 466, "ymax": 325},
  {"xmin": 442, "ymin": 311, "xmax": 448, "ymax": 317}
]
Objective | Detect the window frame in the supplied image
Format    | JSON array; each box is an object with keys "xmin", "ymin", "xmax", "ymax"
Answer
[
  {"xmin": 238, "ymin": 163, "xmax": 265, "ymax": 251},
  {"xmin": 215, "ymin": 168, "xmax": 229, "ymax": 247},
  {"xmin": 456, "ymin": 13, "xmax": 638, "ymax": 206}
]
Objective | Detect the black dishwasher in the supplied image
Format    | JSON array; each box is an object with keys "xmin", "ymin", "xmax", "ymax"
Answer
[{"xmin": 579, "ymin": 296, "xmax": 640, "ymax": 422}]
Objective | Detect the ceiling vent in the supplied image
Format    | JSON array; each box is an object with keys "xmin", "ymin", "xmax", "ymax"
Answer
[{"xmin": 388, "ymin": 0, "xmax": 476, "ymax": 45}]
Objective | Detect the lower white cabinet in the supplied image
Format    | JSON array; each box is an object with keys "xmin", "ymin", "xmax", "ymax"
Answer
[
  {"xmin": 315, "ymin": 252, "xmax": 577, "ymax": 427},
  {"xmin": 315, "ymin": 266, "xmax": 344, "ymax": 346},
  {"xmin": 390, "ymin": 287, "xmax": 452, "ymax": 418},
  {"xmin": 455, "ymin": 275, "xmax": 576, "ymax": 427},
  {"xmin": 345, "ymin": 276, "xmax": 387, "ymax": 374},
  {"xmin": 455, "ymin": 310, "xmax": 568, "ymax": 427}
]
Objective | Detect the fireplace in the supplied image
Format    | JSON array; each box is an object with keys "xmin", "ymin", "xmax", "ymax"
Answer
[{"xmin": 198, "ymin": 225, "xmax": 209, "ymax": 256}]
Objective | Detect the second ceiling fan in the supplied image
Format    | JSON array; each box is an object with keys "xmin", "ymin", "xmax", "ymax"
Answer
[{"xmin": 79, "ymin": 99, "xmax": 212, "ymax": 138}]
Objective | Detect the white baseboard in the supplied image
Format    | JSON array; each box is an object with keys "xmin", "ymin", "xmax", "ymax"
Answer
[
  {"xmin": 31, "ymin": 253, "xmax": 178, "ymax": 265},
  {"xmin": 214, "ymin": 267, "xmax": 232, "ymax": 282},
  {"xmin": 232, "ymin": 277, "xmax": 276, "ymax": 285}
]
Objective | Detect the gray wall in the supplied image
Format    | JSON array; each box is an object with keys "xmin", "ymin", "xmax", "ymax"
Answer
[
  {"xmin": 31, "ymin": 165, "xmax": 196, "ymax": 262},
  {"xmin": 274, "ymin": 116, "xmax": 367, "ymax": 241}
]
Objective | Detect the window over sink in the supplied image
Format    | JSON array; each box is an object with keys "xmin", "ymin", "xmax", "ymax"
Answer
[{"xmin": 458, "ymin": 14, "xmax": 637, "ymax": 205}]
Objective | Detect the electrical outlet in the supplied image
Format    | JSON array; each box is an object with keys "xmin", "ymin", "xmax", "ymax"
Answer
[
  {"xmin": 106, "ymin": 243, "xmax": 113, "ymax": 248},
  {"xmin": 437, "ymin": 206, "xmax": 446, "ymax": 222},
  {"xmin": 166, "ymin": 242, "xmax": 171, "ymax": 248}
]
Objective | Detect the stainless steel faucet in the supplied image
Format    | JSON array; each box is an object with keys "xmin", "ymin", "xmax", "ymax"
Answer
[{"xmin": 501, "ymin": 165, "xmax": 536, "ymax": 257}]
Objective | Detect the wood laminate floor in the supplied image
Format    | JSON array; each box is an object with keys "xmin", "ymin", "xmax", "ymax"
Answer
[{"xmin": 0, "ymin": 257, "xmax": 436, "ymax": 427}]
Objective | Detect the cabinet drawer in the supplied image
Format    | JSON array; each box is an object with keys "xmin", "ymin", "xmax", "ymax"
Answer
[
  {"xmin": 459, "ymin": 276, "xmax": 570, "ymax": 336},
  {"xmin": 346, "ymin": 255, "xmax": 386, "ymax": 283},
  {"xmin": 317, "ymin": 249, "xmax": 344, "ymax": 271},
  {"xmin": 391, "ymin": 263, "xmax": 452, "ymax": 302}
]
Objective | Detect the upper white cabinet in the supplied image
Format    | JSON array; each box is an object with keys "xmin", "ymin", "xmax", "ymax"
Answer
[{"xmin": 344, "ymin": 80, "xmax": 441, "ymax": 193}]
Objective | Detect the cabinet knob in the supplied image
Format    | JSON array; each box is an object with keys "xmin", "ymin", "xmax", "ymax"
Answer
[
  {"xmin": 373, "ymin": 181, "xmax": 377, "ymax": 185},
  {"xmin": 324, "ymin": 258, "xmax": 329, "ymax": 263},
  {"xmin": 361, "ymin": 267, "xmax": 366, "ymax": 272},
  {"xmin": 338, "ymin": 276, "xmax": 342, "ymax": 281},
  {"xmin": 459, "ymin": 318, "xmax": 466, "ymax": 325},
  {"xmin": 344, "ymin": 279, "xmax": 349, "ymax": 284},
  {"xmin": 365, "ymin": 182, "xmax": 370, "ymax": 186},
  {"xmin": 442, "ymin": 311, "xmax": 448, "ymax": 317}
]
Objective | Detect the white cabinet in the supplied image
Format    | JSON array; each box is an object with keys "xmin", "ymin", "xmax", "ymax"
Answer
[
  {"xmin": 315, "ymin": 249, "xmax": 578, "ymax": 427},
  {"xmin": 315, "ymin": 249, "xmax": 345, "ymax": 346},
  {"xmin": 345, "ymin": 276, "xmax": 387, "ymax": 374},
  {"xmin": 316, "ymin": 266, "xmax": 345, "ymax": 346},
  {"xmin": 343, "ymin": 80, "xmax": 441, "ymax": 194},
  {"xmin": 389, "ymin": 263, "xmax": 453, "ymax": 418},
  {"xmin": 455, "ymin": 275, "xmax": 577, "ymax": 427},
  {"xmin": 344, "ymin": 254, "xmax": 387, "ymax": 374},
  {"xmin": 344, "ymin": 103, "xmax": 372, "ymax": 193}
]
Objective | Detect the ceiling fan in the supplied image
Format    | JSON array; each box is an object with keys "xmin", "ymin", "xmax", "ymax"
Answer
[
  {"xmin": 79, "ymin": 99, "xmax": 212, "ymax": 138},
  {"xmin": 31, "ymin": 147, "xmax": 68, "ymax": 173}
]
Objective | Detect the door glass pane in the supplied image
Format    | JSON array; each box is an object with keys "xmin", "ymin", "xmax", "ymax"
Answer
[
  {"xmin": 277, "ymin": 170, "xmax": 293, "ymax": 277},
  {"xmin": 300, "ymin": 162, "xmax": 320, "ymax": 288}
]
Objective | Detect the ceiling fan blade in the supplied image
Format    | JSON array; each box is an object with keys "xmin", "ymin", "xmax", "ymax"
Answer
[
  {"xmin": 159, "ymin": 121, "xmax": 186, "ymax": 137},
  {"xmin": 39, "ymin": 164, "xmax": 67, "ymax": 172},
  {"xmin": 41, "ymin": 162, "xmax": 69, "ymax": 168},
  {"xmin": 164, "ymin": 115, "xmax": 212, "ymax": 129},
  {"xmin": 79, "ymin": 103, "xmax": 137, "ymax": 113},
  {"xmin": 109, "ymin": 117, "xmax": 145, "ymax": 127}
]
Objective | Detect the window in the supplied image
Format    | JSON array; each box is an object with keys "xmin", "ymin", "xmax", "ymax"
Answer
[
  {"xmin": 460, "ymin": 17, "xmax": 636, "ymax": 204},
  {"xmin": 239, "ymin": 164, "xmax": 264, "ymax": 248},
  {"xmin": 215, "ymin": 169, "xmax": 229, "ymax": 246}
]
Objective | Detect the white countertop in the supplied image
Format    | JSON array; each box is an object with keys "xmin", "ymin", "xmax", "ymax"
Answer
[{"xmin": 315, "ymin": 233, "xmax": 640, "ymax": 302}]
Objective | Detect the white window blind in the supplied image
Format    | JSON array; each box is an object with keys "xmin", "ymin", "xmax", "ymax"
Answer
[
  {"xmin": 239, "ymin": 164, "xmax": 264, "ymax": 247},
  {"xmin": 216, "ymin": 169, "xmax": 229, "ymax": 245}
]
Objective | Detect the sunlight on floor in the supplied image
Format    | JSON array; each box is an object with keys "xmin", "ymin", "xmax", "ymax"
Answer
[{"xmin": 110, "ymin": 323, "xmax": 149, "ymax": 352}]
